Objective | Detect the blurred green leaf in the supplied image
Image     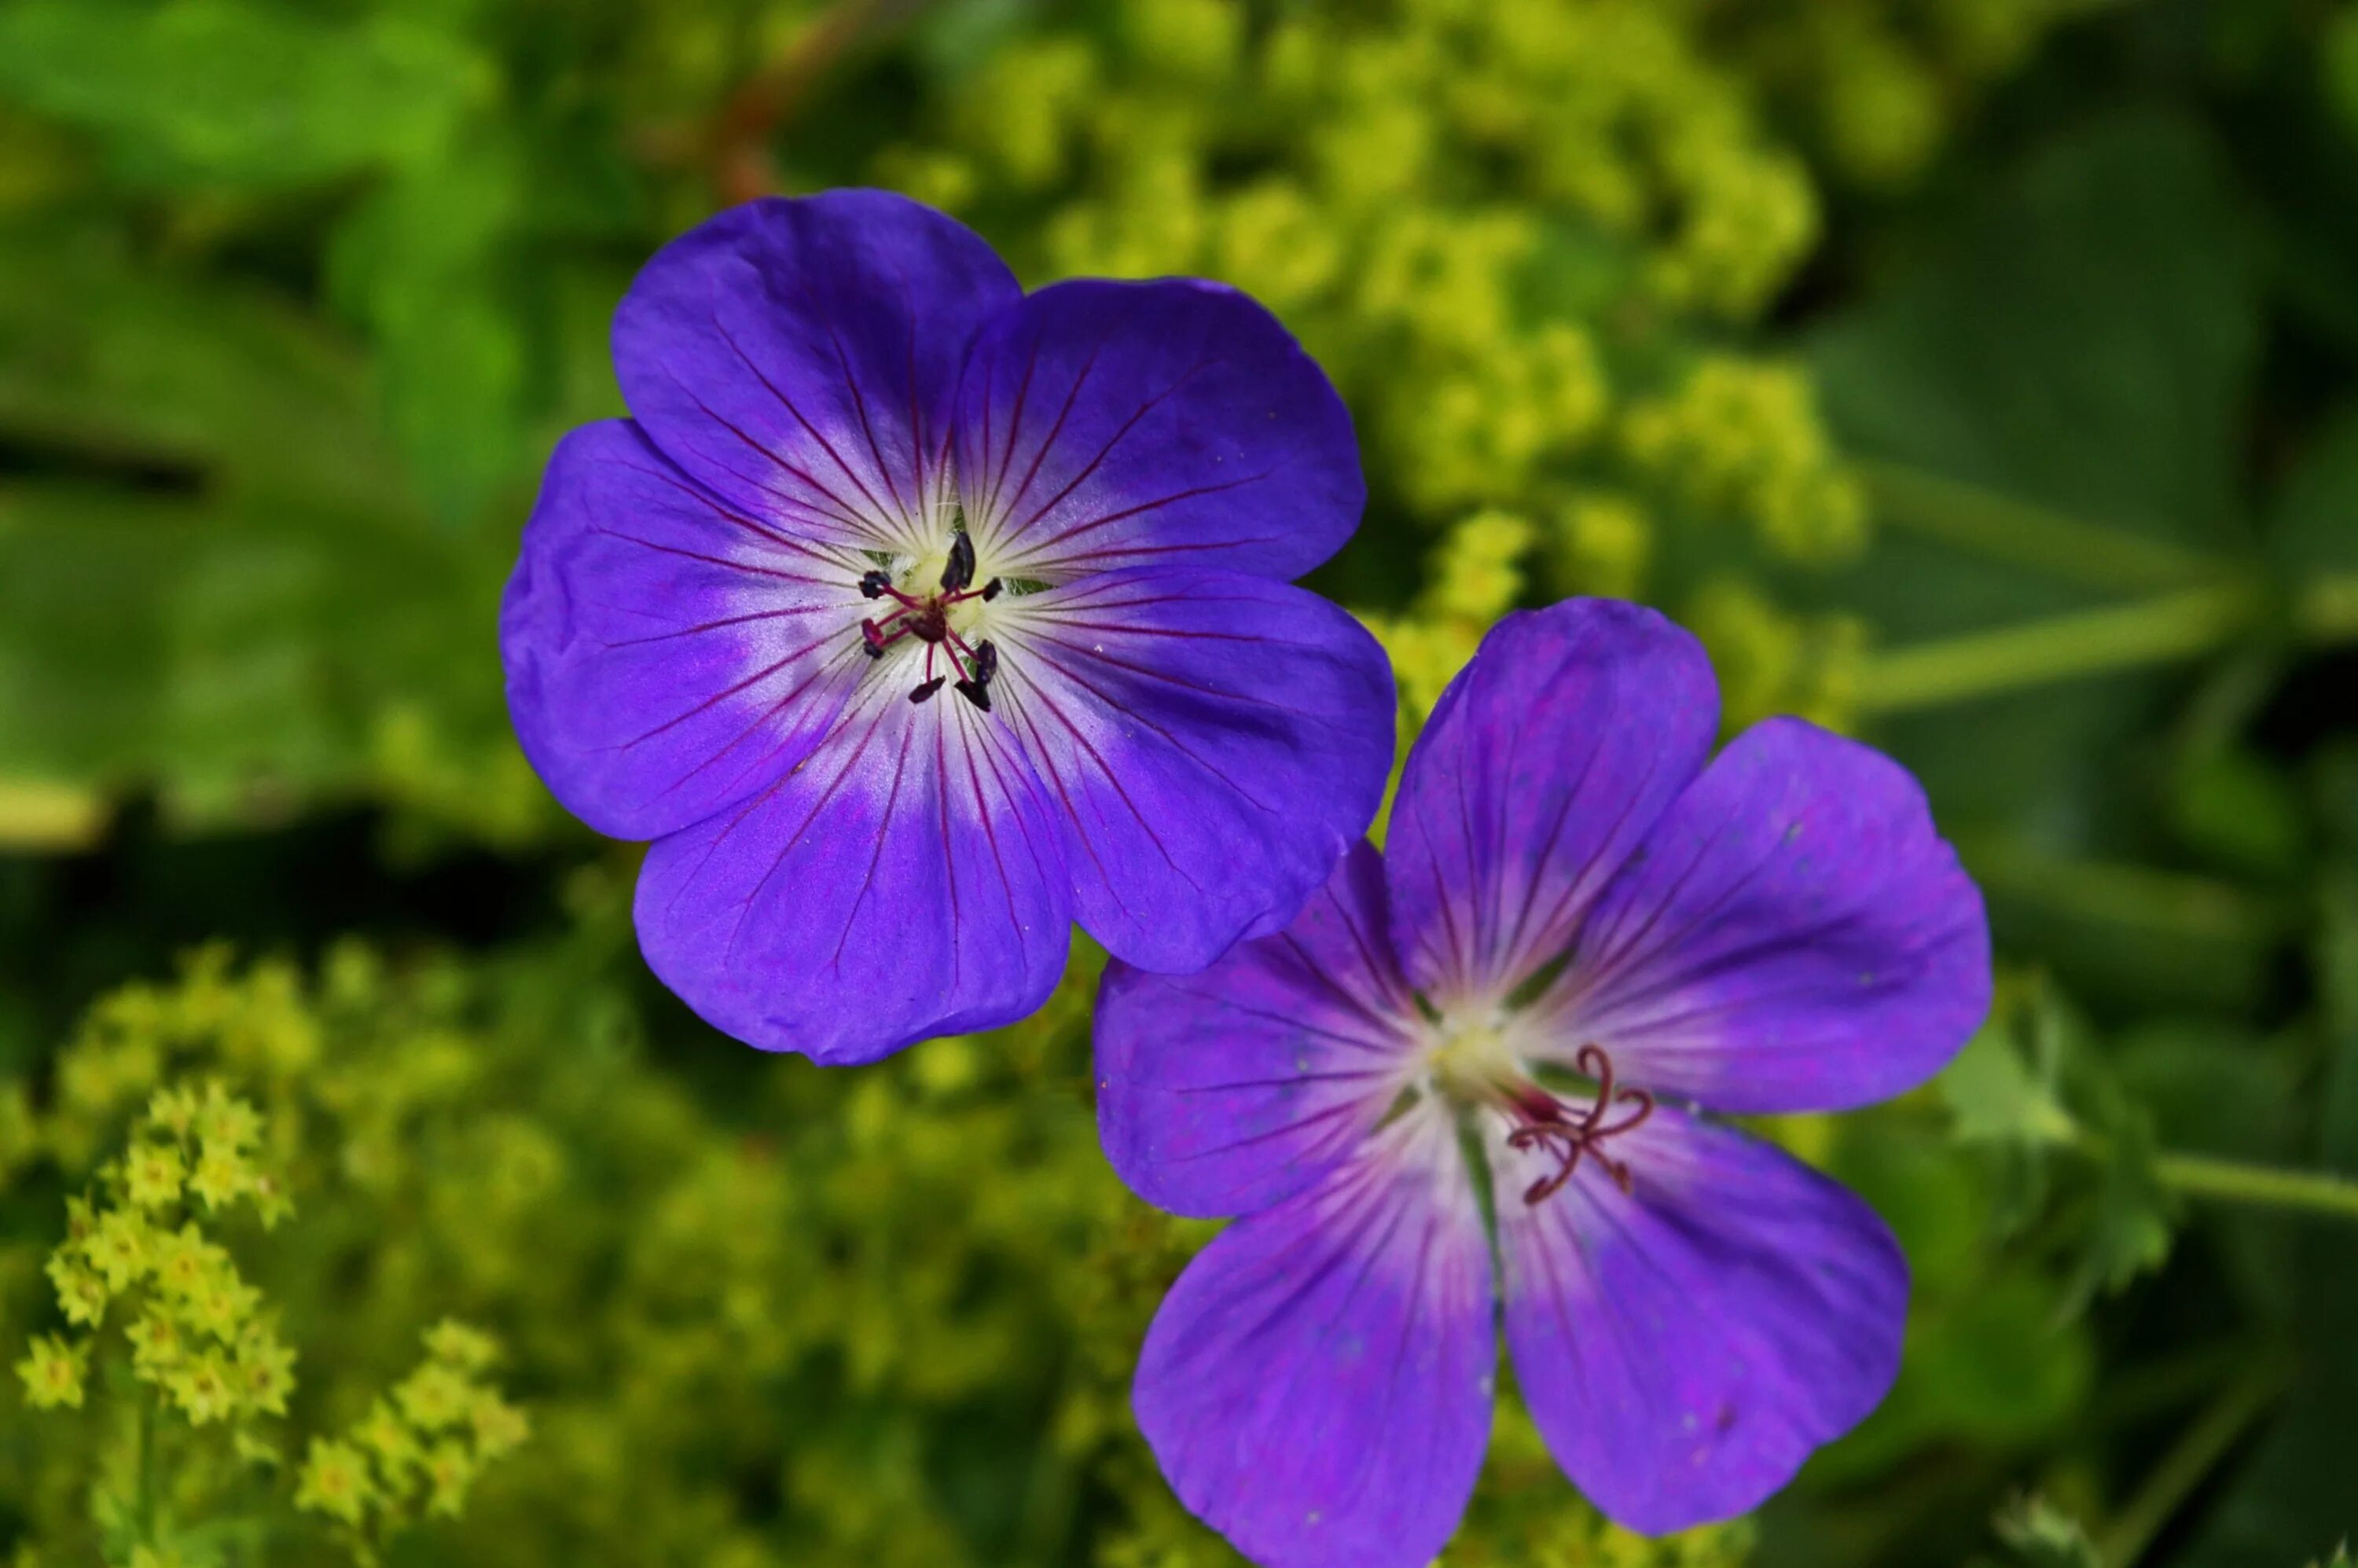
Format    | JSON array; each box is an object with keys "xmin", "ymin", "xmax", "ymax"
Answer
[{"xmin": 0, "ymin": 0, "xmax": 493, "ymax": 189}]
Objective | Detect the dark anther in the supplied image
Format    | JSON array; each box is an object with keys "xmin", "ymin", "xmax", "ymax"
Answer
[
  {"xmin": 980, "ymin": 578, "xmax": 1004, "ymax": 602},
  {"xmin": 969, "ymin": 639, "xmax": 999, "ymax": 690},
  {"xmin": 1503, "ymin": 1044, "xmax": 1654, "ymax": 1206},
  {"xmin": 940, "ymin": 532, "xmax": 976, "ymax": 594},
  {"xmin": 861, "ymin": 641, "xmax": 886, "ymax": 661},
  {"xmin": 954, "ymin": 680, "xmax": 993, "ymax": 713},
  {"xmin": 858, "ymin": 569, "xmax": 893, "ymax": 600},
  {"xmin": 909, "ymin": 677, "xmax": 946, "ymax": 704},
  {"xmin": 861, "ymin": 619, "xmax": 891, "ymax": 653}
]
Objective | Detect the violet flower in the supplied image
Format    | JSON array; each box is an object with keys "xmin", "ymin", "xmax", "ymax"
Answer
[
  {"xmin": 501, "ymin": 191, "xmax": 1392, "ymax": 1063},
  {"xmin": 1097, "ymin": 598, "xmax": 1990, "ymax": 1562}
]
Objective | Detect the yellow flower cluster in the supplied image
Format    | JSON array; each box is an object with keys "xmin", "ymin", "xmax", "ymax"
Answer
[
  {"xmin": 1623, "ymin": 357, "xmax": 1869, "ymax": 566},
  {"xmin": 21, "ymin": 1083, "xmax": 296, "ymax": 1429},
  {"xmin": 296, "ymin": 1320, "xmax": 530, "ymax": 1537},
  {"xmin": 1361, "ymin": 510, "xmax": 1539, "ymax": 718},
  {"xmin": 883, "ymin": 0, "xmax": 1838, "ymax": 545},
  {"xmin": 1684, "ymin": 578, "xmax": 1869, "ymax": 733}
]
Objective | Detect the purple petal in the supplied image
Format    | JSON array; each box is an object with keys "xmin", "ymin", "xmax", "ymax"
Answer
[
  {"xmin": 501, "ymin": 421, "xmax": 870, "ymax": 839},
  {"xmin": 1096, "ymin": 843, "xmax": 1423, "ymax": 1219},
  {"xmin": 1534, "ymin": 717, "xmax": 1991, "ymax": 1113},
  {"xmin": 1386, "ymin": 600, "xmax": 1718, "ymax": 1008},
  {"xmin": 1135, "ymin": 1107, "xmax": 1496, "ymax": 1568},
  {"xmin": 1493, "ymin": 1106, "xmax": 1906, "ymax": 1536},
  {"xmin": 989, "ymin": 569, "xmax": 1394, "ymax": 974},
  {"xmin": 633, "ymin": 680, "xmax": 1071, "ymax": 1063},
  {"xmin": 613, "ymin": 190, "xmax": 1018, "ymax": 553},
  {"xmin": 953, "ymin": 279, "xmax": 1364, "ymax": 582}
]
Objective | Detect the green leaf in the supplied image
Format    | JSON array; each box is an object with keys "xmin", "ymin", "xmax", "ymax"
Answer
[
  {"xmin": 1941, "ymin": 1024, "xmax": 2078, "ymax": 1150},
  {"xmin": 1992, "ymin": 1494, "xmax": 2103, "ymax": 1568},
  {"xmin": 0, "ymin": 0, "xmax": 493, "ymax": 189}
]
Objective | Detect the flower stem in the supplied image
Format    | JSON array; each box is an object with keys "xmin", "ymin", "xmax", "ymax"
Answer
[
  {"xmin": 2147, "ymin": 1151, "xmax": 2358, "ymax": 1220},
  {"xmin": 1859, "ymin": 461, "xmax": 2221, "ymax": 592},
  {"xmin": 2096, "ymin": 1357, "xmax": 2289, "ymax": 1568}
]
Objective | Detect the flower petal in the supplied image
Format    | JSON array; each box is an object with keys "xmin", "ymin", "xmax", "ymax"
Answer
[
  {"xmin": 953, "ymin": 278, "xmax": 1364, "ymax": 582},
  {"xmin": 633, "ymin": 679, "xmax": 1071, "ymax": 1063},
  {"xmin": 1493, "ymin": 1107, "xmax": 1906, "ymax": 1536},
  {"xmin": 1386, "ymin": 600, "xmax": 1718, "ymax": 1007},
  {"xmin": 501, "ymin": 421, "xmax": 871, "ymax": 839},
  {"xmin": 613, "ymin": 189, "xmax": 1018, "ymax": 553},
  {"xmin": 1536, "ymin": 716, "xmax": 1991, "ymax": 1113},
  {"xmin": 1096, "ymin": 843, "xmax": 1423, "ymax": 1219},
  {"xmin": 990, "ymin": 569, "xmax": 1394, "ymax": 973},
  {"xmin": 1135, "ymin": 1107, "xmax": 1496, "ymax": 1568}
]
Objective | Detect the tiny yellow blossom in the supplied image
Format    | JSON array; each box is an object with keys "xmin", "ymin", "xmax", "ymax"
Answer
[
  {"xmin": 188, "ymin": 1145, "xmax": 254, "ymax": 1212},
  {"xmin": 422, "ymin": 1439, "xmax": 479, "ymax": 1518},
  {"xmin": 167, "ymin": 1346, "xmax": 237, "ymax": 1424},
  {"xmin": 16, "ymin": 1335, "xmax": 87, "ymax": 1410},
  {"xmin": 145, "ymin": 1084, "xmax": 200, "ymax": 1140},
  {"xmin": 83, "ymin": 1207, "xmax": 153, "ymax": 1292},
  {"xmin": 468, "ymin": 1390, "xmax": 531, "ymax": 1460},
  {"xmin": 233, "ymin": 1328, "xmax": 296, "ymax": 1417},
  {"xmin": 394, "ymin": 1361, "xmax": 475, "ymax": 1431},
  {"xmin": 296, "ymin": 1438, "xmax": 376, "ymax": 1527},
  {"xmin": 424, "ymin": 1319, "xmax": 501, "ymax": 1372},
  {"xmin": 123, "ymin": 1141, "xmax": 186, "ymax": 1208},
  {"xmin": 194, "ymin": 1084, "xmax": 262, "ymax": 1154},
  {"xmin": 127, "ymin": 1307, "xmax": 187, "ymax": 1380},
  {"xmin": 44, "ymin": 1252, "xmax": 108, "ymax": 1327}
]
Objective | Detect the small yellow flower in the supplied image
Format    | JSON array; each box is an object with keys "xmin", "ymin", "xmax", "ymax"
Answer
[
  {"xmin": 354, "ymin": 1398, "xmax": 421, "ymax": 1490},
  {"xmin": 16, "ymin": 1335, "xmax": 88, "ymax": 1409},
  {"xmin": 467, "ymin": 1390, "xmax": 531, "ymax": 1460},
  {"xmin": 84, "ymin": 1207, "xmax": 153, "ymax": 1291},
  {"xmin": 167, "ymin": 1347, "xmax": 237, "ymax": 1424},
  {"xmin": 123, "ymin": 1142, "xmax": 186, "ymax": 1209},
  {"xmin": 248, "ymin": 1171, "xmax": 293, "ymax": 1231},
  {"xmin": 296, "ymin": 1438, "xmax": 376, "ymax": 1527},
  {"xmin": 422, "ymin": 1439, "xmax": 479, "ymax": 1518},
  {"xmin": 146, "ymin": 1084, "xmax": 200, "ymax": 1140},
  {"xmin": 194, "ymin": 1084, "xmax": 262, "ymax": 1154},
  {"xmin": 424, "ymin": 1320, "xmax": 499, "ymax": 1372},
  {"xmin": 187, "ymin": 1146, "xmax": 252, "ymax": 1213},
  {"xmin": 44, "ymin": 1253, "xmax": 108, "ymax": 1327},
  {"xmin": 149, "ymin": 1223, "xmax": 229, "ymax": 1299},
  {"xmin": 127, "ymin": 1308, "xmax": 187, "ymax": 1380},
  {"xmin": 393, "ymin": 1361, "xmax": 473, "ymax": 1431},
  {"xmin": 185, "ymin": 1271, "xmax": 261, "ymax": 1342},
  {"xmin": 233, "ymin": 1330, "xmax": 296, "ymax": 1418}
]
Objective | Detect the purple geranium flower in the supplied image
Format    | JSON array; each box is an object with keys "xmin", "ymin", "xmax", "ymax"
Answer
[
  {"xmin": 1096, "ymin": 599, "xmax": 1991, "ymax": 1562},
  {"xmin": 501, "ymin": 190, "xmax": 1394, "ymax": 1063}
]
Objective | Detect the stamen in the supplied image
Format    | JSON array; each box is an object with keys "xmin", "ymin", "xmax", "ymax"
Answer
[
  {"xmin": 980, "ymin": 578, "xmax": 1003, "ymax": 601},
  {"xmin": 968, "ymin": 640, "xmax": 998, "ymax": 689},
  {"xmin": 953, "ymin": 679, "xmax": 992, "ymax": 713},
  {"xmin": 909, "ymin": 677, "xmax": 946, "ymax": 704},
  {"xmin": 940, "ymin": 532, "xmax": 977, "ymax": 594},
  {"xmin": 1501, "ymin": 1044, "xmax": 1654, "ymax": 1205},
  {"xmin": 858, "ymin": 569, "xmax": 893, "ymax": 600}
]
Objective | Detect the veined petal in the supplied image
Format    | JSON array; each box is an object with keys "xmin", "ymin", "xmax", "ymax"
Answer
[
  {"xmin": 501, "ymin": 421, "xmax": 869, "ymax": 840},
  {"xmin": 1386, "ymin": 600, "xmax": 1718, "ymax": 1007},
  {"xmin": 613, "ymin": 190, "xmax": 1018, "ymax": 554},
  {"xmin": 634, "ymin": 678, "xmax": 1071, "ymax": 1063},
  {"xmin": 1096, "ymin": 843, "xmax": 1423, "ymax": 1219},
  {"xmin": 989, "ymin": 570, "xmax": 1394, "ymax": 974},
  {"xmin": 953, "ymin": 279, "xmax": 1364, "ymax": 582},
  {"xmin": 1492, "ymin": 1107, "xmax": 1905, "ymax": 1537},
  {"xmin": 1135, "ymin": 1107, "xmax": 1496, "ymax": 1568},
  {"xmin": 1534, "ymin": 717, "xmax": 1990, "ymax": 1114}
]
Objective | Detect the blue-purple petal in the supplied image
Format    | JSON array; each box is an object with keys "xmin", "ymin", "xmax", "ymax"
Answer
[
  {"xmin": 990, "ymin": 569, "xmax": 1394, "ymax": 974},
  {"xmin": 1386, "ymin": 600, "xmax": 1719, "ymax": 1008},
  {"xmin": 501, "ymin": 420, "xmax": 870, "ymax": 840},
  {"xmin": 613, "ymin": 189, "xmax": 1018, "ymax": 553},
  {"xmin": 1134, "ymin": 1107, "xmax": 1496, "ymax": 1568},
  {"xmin": 633, "ymin": 680, "xmax": 1071, "ymax": 1063},
  {"xmin": 1096, "ymin": 843, "xmax": 1423, "ymax": 1219},
  {"xmin": 953, "ymin": 278, "xmax": 1364, "ymax": 582},
  {"xmin": 1534, "ymin": 716, "xmax": 1991, "ymax": 1113},
  {"xmin": 1492, "ymin": 1107, "xmax": 1906, "ymax": 1536}
]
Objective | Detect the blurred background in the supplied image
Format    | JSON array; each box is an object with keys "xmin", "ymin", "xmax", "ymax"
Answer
[{"xmin": 3, "ymin": 0, "xmax": 2357, "ymax": 1563}]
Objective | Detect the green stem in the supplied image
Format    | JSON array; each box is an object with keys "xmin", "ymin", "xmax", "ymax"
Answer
[
  {"xmin": 1856, "ymin": 583, "xmax": 2260, "ymax": 714},
  {"xmin": 138, "ymin": 1390, "xmax": 159, "ymax": 1545},
  {"xmin": 2149, "ymin": 1151, "xmax": 2358, "ymax": 1220},
  {"xmin": 1860, "ymin": 461, "xmax": 2223, "ymax": 592},
  {"xmin": 2097, "ymin": 1359, "xmax": 2290, "ymax": 1568}
]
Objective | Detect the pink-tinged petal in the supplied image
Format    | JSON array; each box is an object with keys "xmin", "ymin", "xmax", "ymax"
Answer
[
  {"xmin": 1386, "ymin": 600, "xmax": 1718, "ymax": 1007},
  {"xmin": 613, "ymin": 190, "xmax": 1018, "ymax": 553},
  {"xmin": 1096, "ymin": 843, "xmax": 1424, "ymax": 1219},
  {"xmin": 1493, "ymin": 1107, "xmax": 1906, "ymax": 1536},
  {"xmin": 1536, "ymin": 717, "xmax": 1990, "ymax": 1114},
  {"xmin": 634, "ymin": 681, "xmax": 1071, "ymax": 1063},
  {"xmin": 953, "ymin": 278, "xmax": 1363, "ymax": 582},
  {"xmin": 501, "ymin": 421, "xmax": 871, "ymax": 840},
  {"xmin": 1135, "ymin": 1107, "xmax": 1496, "ymax": 1568},
  {"xmin": 990, "ymin": 569, "xmax": 1394, "ymax": 974}
]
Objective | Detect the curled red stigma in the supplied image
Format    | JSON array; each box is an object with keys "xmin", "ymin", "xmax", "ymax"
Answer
[{"xmin": 1502, "ymin": 1044, "xmax": 1654, "ymax": 1205}]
